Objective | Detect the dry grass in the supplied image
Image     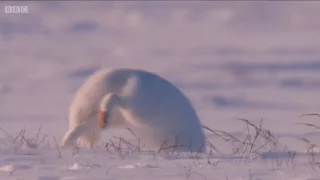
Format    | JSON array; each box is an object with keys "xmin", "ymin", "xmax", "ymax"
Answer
[
  {"xmin": 0, "ymin": 125, "xmax": 51, "ymax": 153},
  {"xmin": 2, "ymin": 115, "xmax": 320, "ymax": 178},
  {"xmin": 296, "ymin": 113, "xmax": 320, "ymax": 170},
  {"xmin": 203, "ymin": 118, "xmax": 278, "ymax": 157}
]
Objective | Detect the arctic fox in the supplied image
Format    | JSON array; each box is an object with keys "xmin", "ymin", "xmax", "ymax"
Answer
[{"xmin": 61, "ymin": 68, "xmax": 206, "ymax": 152}]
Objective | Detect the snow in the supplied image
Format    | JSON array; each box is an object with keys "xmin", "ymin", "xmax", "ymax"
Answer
[{"xmin": 1, "ymin": 1, "xmax": 320, "ymax": 179}]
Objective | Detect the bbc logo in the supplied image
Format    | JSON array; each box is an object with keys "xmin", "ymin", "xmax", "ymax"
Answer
[{"xmin": 5, "ymin": 6, "xmax": 28, "ymax": 14}]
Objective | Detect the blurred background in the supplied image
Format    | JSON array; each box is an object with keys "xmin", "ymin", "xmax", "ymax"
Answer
[{"xmin": 1, "ymin": 1, "xmax": 320, "ymax": 141}]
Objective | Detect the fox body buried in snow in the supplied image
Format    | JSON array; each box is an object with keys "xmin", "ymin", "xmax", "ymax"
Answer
[{"xmin": 61, "ymin": 68, "xmax": 206, "ymax": 152}]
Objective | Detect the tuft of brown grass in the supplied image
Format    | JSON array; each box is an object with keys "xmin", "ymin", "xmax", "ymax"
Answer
[
  {"xmin": 297, "ymin": 113, "xmax": 320, "ymax": 170},
  {"xmin": 203, "ymin": 118, "xmax": 278, "ymax": 157}
]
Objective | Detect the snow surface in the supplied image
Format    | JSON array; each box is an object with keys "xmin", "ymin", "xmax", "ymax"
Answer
[{"xmin": 1, "ymin": 1, "xmax": 320, "ymax": 179}]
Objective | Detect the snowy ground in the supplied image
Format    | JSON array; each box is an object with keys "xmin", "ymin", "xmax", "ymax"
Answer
[{"xmin": 1, "ymin": 1, "xmax": 320, "ymax": 179}]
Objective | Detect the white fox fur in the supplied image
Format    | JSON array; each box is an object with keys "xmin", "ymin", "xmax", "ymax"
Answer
[{"xmin": 61, "ymin": 68, "xmax": 206, "ymax": 152}]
